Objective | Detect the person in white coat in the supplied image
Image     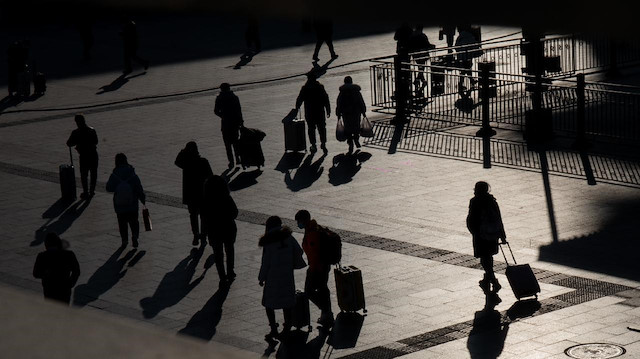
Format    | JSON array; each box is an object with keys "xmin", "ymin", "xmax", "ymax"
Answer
[{"xmin": 258, "ymin": 216, "xmax": 306, "ymax": 341}]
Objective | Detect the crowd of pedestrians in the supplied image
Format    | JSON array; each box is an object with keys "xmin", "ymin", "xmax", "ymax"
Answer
[{"xmin": 26, "ymin": 18, "xmax": 513, "ymax": 351}]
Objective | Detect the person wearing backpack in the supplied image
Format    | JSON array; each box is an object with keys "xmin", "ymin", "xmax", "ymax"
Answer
[
  {"xmin": 295, "ymin": 209, "xmax": 334, "ymax": 328},
  {"xmin": 106, "ymin": 153, "xmax": 146, "ymax": 248},
  {"xmin": 175, "ymin": 141, "xmax": 213, "ymax": 246},
  {"xmin": 33, "ymin": 232, "xmax": 80, "ymax": 304},
  {"xmin": 466, "ymin": 181, "xmax": 507, "ymax": 297}
]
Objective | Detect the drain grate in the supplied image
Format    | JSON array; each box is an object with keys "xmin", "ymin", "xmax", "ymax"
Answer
[{"xmin": 565, "ymin": 343, "xmax": 626, "ymax": 359}]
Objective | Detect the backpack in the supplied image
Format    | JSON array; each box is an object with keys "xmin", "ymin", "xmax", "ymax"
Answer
[
  {"xmin": 318, "ymin": 225, "xmax": 342, "ymax": 265},
  {"xmin": 114, "ymin": 175, "xmax": 135, "ymax": 207}
]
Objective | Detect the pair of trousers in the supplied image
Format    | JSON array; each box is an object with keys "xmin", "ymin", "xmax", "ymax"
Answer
[
  {"xmin": 124, "ymin": 48, "xmax": 148, "ymax": 72},
  {"xmin": 307, "ymin": 120, "xmax": 327, "ymax": 145},
  {"xmin": 79, "ymin": 152, "xmax": 98, "ymax": 194},
  {"xmin": 187, "ymin": 204, "xmax": 204, "ymax": 237},
  {"xmin": 222, "ymin": 130, "xmax": 240, "ymax": 164},
  {"xmin": 313, "ymin": 39, "xmax": 336, "ymax": 58},
  {"xmin": 266, "ymin": 307, "xmax": 293, "ymax": 329},
  {"xmin": 305, "ymin": 267, "xmax": 332, "ymax": 313},
  {"xmin": 209, "ymin": 229, "xmax": 236, "ymax": 279},
  {"xmin": 117, "ymin": 211, "xmax": 139, "ymax": 243},
  {"xmin": 480, "ymin": 256, "xmax": 496, "ymax": 282}
]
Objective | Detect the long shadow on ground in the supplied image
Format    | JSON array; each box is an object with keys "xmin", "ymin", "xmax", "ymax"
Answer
[
  {"xmin": 73, "ymin": 247, "xmax": 138, "ymax": 307},
  {"xmin": 538, "ymin": 196, "xmax": 640, "ymax": 282},
  {"xmin": 33, "ymin": 198, "xmax": 92, "ymax": 246},
  {"xmin": 140, "ymin": 245, "xmax": 207, "ymax": 318},
  {"xmin": 177, "ymin": 282, "xmax": 231, "ymax": 340}
]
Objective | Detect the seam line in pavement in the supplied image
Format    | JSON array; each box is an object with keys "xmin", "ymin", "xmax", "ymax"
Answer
[{"xmin": 1, "ymin": 160, "xmax": 637, "ymax": 358}]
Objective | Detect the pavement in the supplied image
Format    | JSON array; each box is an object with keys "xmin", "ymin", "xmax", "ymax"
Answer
[{"xmin": 1, "ymin": 14, "xmax": 640, "ymax": 359}]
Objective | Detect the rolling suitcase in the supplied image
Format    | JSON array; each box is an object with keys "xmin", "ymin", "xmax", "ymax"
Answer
[
  {"xmin": 334, "ymin": 265, "xmax": 367, "ymax": 313},
  {"xmin": 500, "ymin": 242, "xmax": 540, "ymax": 300},
  {"xmin": 59, "ymin": 147, "xmax": 77, "ymax": 201},
  {"xmin": 33, "ymin": 72, "xmax": 46, "ymax": 95},
  {"xmin": 282, "ymin": 109, "xmax": 306, "ymax": 152},
  {"xmin": 237, "ymin": 126, "xmax": 266, "ymax": 169},
  {"xmin": 292, "ymin": 290, "xmax": 311, "ymax": 331}
]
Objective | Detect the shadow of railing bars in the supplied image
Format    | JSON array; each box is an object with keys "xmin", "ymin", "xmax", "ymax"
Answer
[{"xmin": 366, "ymin": 120, "xmax": 640, "ymax": 188}]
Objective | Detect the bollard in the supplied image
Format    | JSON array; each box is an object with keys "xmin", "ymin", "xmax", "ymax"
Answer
[{"xmin": 476, "ymin": 62, "xmax": 496, "ymax": 137}]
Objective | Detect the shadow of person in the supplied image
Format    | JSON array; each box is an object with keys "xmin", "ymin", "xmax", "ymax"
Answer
[
  {"xmin": 0, "ymin": 95, "xmax": 22, "ymax": 114},
  {"xmin": 140, "ymin": 246, "xmax": 206, "ymax": 318},
  {"xmin": 275, "ymin": 152, "xmax": 306, "ymax": 173},
  {"xmin": 73, "ymin": 247, "xmax": 138, "ymax": 307},
  {"xmin": 285, "ymin": 152, "xmax": 326, "ymax": 192},
  {"xmin": 308, "ymin": 57, "xmax": 336, "ymax": 79},
  {"xmin": 274, "ymin": 329, "xmax": 310, "ymax": 359},
  {"xmin": 228, "ymin": 169, "xmax": 263, "ymax": 191},
  {"xmin": 455, "ymin": 90, "xmax": 480, "ymax": 114},
  {"xmin": 328, "ymin": 151, "xmax": 371, "ymax": 186},
  {"xmin": 96, "ymin": 72, "xmax": 146, "ymax": 94},
  {"xmin": 32, "ymin": 198, "xmax": 92, "ymax": 247},
  {"xmin": 233, "ymin": 51, "xmax": 256, "ymax": 70},
  {"xmin": 466, "ymin": 294, "xmax": 509, "ymax": 359},
  {"xmin": 177, "ymin": 283, "xmax": 231, "ymax": 340}
]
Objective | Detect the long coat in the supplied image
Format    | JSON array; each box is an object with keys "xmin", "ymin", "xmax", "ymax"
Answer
[
  {"xmin": 296, "ymin": 80, "xmax": 330, "ymax": 124},
  {"xmin": 336, "ymin": 83, "xmax": 366, "ymax": 136},
  {"xmin": 466, "ymin": 194, "xmax": 506, "ymax": 258},
  {"xmin": 201, "ymin": 192, "xmax": 238, "ymax": 240},
  {"xmin": 258, "ymin": 226, "xmax": 304, "ymax": 309},
  {"xmin": 105, "ymin": 165, "xmax": 145, "ymax": 214},
  {"xmin": 174, "ymin": 150, "xmax": 213, "ymax": 206}
]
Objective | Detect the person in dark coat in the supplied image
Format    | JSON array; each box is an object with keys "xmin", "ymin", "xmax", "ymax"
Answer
[
  {"xmin": 202, "ymin": 175, "xmax": 238, "ymax": 284},
  {"xmin": 33, "ymin": 233, "xmax": 80, "ymax": 304},
  {"xmin": 466, "ymin": 181, "xmax": 507, "ymax": 298},
  {"xmin": 105, "ymin": 153, "xmax": 146, "ymax": 248},
  {"xmin": 312, "ymin": 18, "xmax": 338, "ymax": 62},
  {"xmin": 259, "ymin": 216, "xmax": 305, "ymax": 341},
  {"xmin": 67, "ymin": 114, "xmax": 99, "ymax": 199},
  {"xmin": 409, "ymin": 24, "xmax": 435, "ymax": 100},
  {"xmin": 296, "ymin": 73, "xmax": 331, "ymax": 153},
  {"xmin": 296, "ymin": 209, "xmax": 334, "ymax": 327},
  {"xmin": 336, "ymin": 76, "xmax": 367, "ymax": 153},
  {"xmin": 214, "ymin": 83, "xmax": 244, "ymax": 169},
  {"xmin": 121, "ymin": 19, "xmax": 149, "ymax": 74},
  {"xmin": 175, "ymin": 141, "xmax": 213, "ymax": 246}
]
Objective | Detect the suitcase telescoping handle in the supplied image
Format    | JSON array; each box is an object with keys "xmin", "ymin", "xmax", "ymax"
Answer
[
  {"xmin": 69, "ymin": 147, "xmax": 74, "ymax": 167},
  {"xmin": 499, "ymin": 241, "xmax": 517, "ymax": 266}
]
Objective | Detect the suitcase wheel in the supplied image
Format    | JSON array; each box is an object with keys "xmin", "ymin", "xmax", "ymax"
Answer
[{"xmin": 363, "ymin": 309, "xmax": 368, "ymax": 313}]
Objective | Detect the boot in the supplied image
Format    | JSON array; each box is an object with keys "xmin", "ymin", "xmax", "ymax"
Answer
[{"xmin": 265, "ymin": 324, "xmax": 279, "ymax": 342}]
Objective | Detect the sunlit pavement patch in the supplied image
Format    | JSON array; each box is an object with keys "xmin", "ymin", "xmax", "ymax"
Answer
[{"xmin": 565, "ymin": 343, "xmax": 626, "ymax": 359}]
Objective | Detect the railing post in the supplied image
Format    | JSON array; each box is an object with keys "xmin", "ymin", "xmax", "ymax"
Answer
[
  {"xmin": 393, "ymin": 53, "xmax": 410, "ymax": 125},
  {"xmin": 607, "ymin": 38, "xmax": 620, "ymax": 77},
  {"xmin": 476, "ymin": 62, "xmax": 496, "ymax": 138},
  {"xmin": 573, "ymin": 73, "xmax": 588, "ymax": 149}
]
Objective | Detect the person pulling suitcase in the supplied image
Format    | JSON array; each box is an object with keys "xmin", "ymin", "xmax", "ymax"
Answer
[
  {"xmin": 66, "ymin": 114, "xmax": 98, "ymax": 199},
  {"xmin": 466, "ymin": 181, "xmax": 507, "ymax": 303},
  {"xmin": 295, "ymin": 73, "xmax": 330, "ymax": 154}
]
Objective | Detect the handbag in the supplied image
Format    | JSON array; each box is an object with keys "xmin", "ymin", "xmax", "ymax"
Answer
[
  {"xmin": 336, "ymin": 118, "xmax": 346, "ymax": 142},
  {"xmin": 359, "ymin": 116, "xmax": 374, "ymax": 138},
  {"xmin": 142, "ymin": 205, "xmax": 152, "ymax": 231}
]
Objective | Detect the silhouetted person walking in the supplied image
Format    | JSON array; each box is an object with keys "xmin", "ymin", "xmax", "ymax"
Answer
[
  {"xmin": 202, "ymin": 175, "xmax": 238, "ymax": 284},
  {"xmin": 336, "ymin": 76, "xmax": 366, "ymax": 153},
  {"xmin": 312, "ymin": 18, "xmax": 338, "ymax": 62},
  {"xmin": 106, "ymin": 153, "xmax": 146, "ymax": 248},
  {"xmin": 467, "ymin": 181, "xmax": 507, "ymax": 300},
  {"xmin": 33, "ymin": 233, "xmax": 80, "ymax": 304},
  {"xmin": 66, "ymin": 114, "xmax": 98, "ymax": 199},
  {"xmin": 175, "ymin": 142, "xmax": 213, "ymax": 246},
  {"xmin": 440, "ymin": 25, "xmax": 456, "ymax": 52},
  {"xmin": 214, "ymin": 83, "xmax": 244, "ymax": 168},
  {"xmin": 120, "ymin": 19, "xmax": 149, "ymax": 74},
  {"xmin": 7, "ymin": 40, "xmax": 29, "ymax": 97},
  {"xmin": 245, "ymin": 17, "xmax": 261, "ymax": 54},
  {"xmin": 296, "ymin": 73, "xmax": 331, "ymax": 153},
  {"xmin": 393, "ymin": 23, "xmax": 412, "ymax": 125},
  {"xmin": 296, "ymin": 210, "xmax": 334, "ymax": 327},
  {"xmin": 259, "ymin": 216, "xmax": 305, "ymax": 341},
  {"xmin": 410, "ymin": 24, "xmax": 435, "ymax": 100}
]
